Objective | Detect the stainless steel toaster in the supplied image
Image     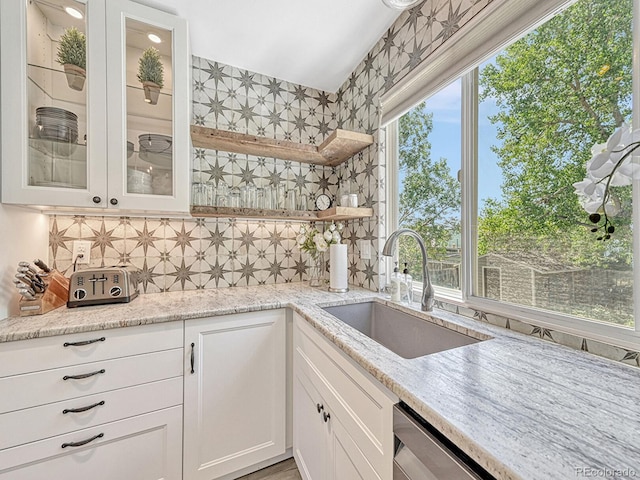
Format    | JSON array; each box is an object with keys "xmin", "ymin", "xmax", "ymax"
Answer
[{"xmin": 67, "ymin": 266, "xmax": 139, "ymax": 308}]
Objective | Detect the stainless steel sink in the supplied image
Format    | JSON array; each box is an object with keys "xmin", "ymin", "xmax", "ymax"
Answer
[{"xmin": 322, "ymin": 302, "xmax": 481, "ymax": 359}]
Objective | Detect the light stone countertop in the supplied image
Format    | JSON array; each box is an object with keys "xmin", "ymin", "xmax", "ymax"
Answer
[{"xmin": 1, "ymin": 283, "xmax": 639, "ymax": 480}]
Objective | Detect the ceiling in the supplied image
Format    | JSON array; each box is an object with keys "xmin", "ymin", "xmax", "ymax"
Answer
[{"xmin": 133, "ymin": 0, "xmax": 402, "ymax": 92}]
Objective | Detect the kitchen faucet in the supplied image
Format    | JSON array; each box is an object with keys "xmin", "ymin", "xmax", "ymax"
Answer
[{"xmin": 382, "ymin": 228, "xmax": 435, "ymax": 312}]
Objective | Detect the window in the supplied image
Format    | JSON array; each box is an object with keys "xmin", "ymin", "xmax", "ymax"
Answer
[
  {"xmin": 387, "ymin": 0, "xmax": 638, "ymax": 346},
  {"xmin": 397, "ymin": 81, "xmax": 461, "ymax": 290}
]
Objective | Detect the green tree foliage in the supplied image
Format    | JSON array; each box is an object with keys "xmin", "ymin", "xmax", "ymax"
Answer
[
  {"xmin": 398, "ymin": 103, "xmax": 460, "ymax": 282},
  {"xmin": 478, "ymin": 0, "xmax": 633, "ymax": 268}
]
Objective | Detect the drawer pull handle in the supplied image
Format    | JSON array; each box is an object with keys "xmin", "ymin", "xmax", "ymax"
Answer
[
  {"xmin": 323, "ymin": 412, "xmax": 331, "ymax": 423},
  {"xmin": 316, "ymin": 403, "xmax": 324, "ymax": 413},
  {"xmin": 63, "ymin": 337, "xmax": 106, "ymax": 347},
  {"xmin": 63, "ymin": 369, "xmax": 106, "ymax": 381},
  {"xmin": 61, "ymin": 432, "xmax": 104, "ymax": 448},
  {"xmin": 63, "ymin": 400, "xmax": 105, "ymax": 414},
  {"xmin": 190, "ymin": 342, "xmax": 195, "ymax": 374}
]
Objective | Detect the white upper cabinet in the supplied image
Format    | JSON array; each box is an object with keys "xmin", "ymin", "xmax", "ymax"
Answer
[{"xmin": 0, "ymin": 0, "xmax": 190, "ymax": 213}]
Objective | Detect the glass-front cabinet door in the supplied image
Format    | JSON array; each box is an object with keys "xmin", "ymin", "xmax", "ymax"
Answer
[
  {"xmin": 1, "ymin": 0, "xmax": 189, "ymax": 212},
  {"xmin": 105, "ymin": 0, "xmax": 189, "ymax": 212},
  {"xmin": 1, "ymin": 0, "xmax": 108, "ymax": 208},
  {"xmin": 27, "ymin": 1, "xmax": 88, "ymax": 191}
]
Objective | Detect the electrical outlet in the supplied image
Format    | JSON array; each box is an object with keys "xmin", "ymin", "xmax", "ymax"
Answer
[
  {"xmin": 72, "ymin": 240, "xmax": 92, "ymax": 265},
  {"xmin": 359, "ymin": 240, "xmax": 371, "ymax": 260}
]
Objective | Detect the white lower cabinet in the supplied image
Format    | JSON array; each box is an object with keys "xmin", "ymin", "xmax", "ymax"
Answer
[
  {"xmin": 0, "ymin": 322, "xmax": 184, "ymax": 480},
  {"xmin": 0, "ymin": 406, "xmax": 183, "ymax": 480},
  {"xmin": 332, "ymin": 410, "xmax": 382, "ymax": 480},
  {"xmin": 293, "ymin": 313, "xmax": 398, "ymax": 480},
  {"xmin": 294, "ymin": 369, "xmax": 330, "ymax": 480},
  {"xmin": 183, "ymin": 309, "xmax": 287, "ymax": 480},
  {"xmin": 294, "ymin": 367, "xmax": 380, "ymax": 480},
  {"xmin": 0, "ymin": 308, "xmax": 397, "ymax": 480}
]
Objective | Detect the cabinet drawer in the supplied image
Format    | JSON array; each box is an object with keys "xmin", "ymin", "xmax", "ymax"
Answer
[
  {"xmin": 294, "ymin": 314, "xmax": 396, "ymax": 478},
  {"xmin": 0, "ymin": 376, "xmax": 183, "ymax": 451},
  {"xmin": 0, "ymin": 406, "xmax": 183, "ymax": 480},
  {"xmin": 0, "ymin": 322, "xmax": 183, "ymax": 378},
  {"xmin": 0, "ymin": 348, "xmax": 183, "ymax": 414}
]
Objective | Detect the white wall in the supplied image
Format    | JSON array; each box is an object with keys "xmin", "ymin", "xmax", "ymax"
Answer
[
  {"xmin": 0, "ymin": 206, "xmax": 49, "ymax": 319},
  {"xmin": 1, "ymin": 7, "xmax": 50, "ymax": 320}
]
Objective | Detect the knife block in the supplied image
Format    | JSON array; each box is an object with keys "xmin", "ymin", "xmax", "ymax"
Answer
[{"xmin": 19, "ymin": 270, "xmax": 69, "ymax": 317}]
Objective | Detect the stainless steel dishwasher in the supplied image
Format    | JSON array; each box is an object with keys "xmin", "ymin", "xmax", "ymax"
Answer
[{"xmin": 393, "ymin": 403, "xmax": 496, "ymax": 480}]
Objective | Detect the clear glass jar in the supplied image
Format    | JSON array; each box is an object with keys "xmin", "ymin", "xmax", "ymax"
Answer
[
  {"xmin": 286, "ymin": 189, "xmax": 297, "ymax": 210},
  {"xmin": 240, "ymin": 184, "xmax": 249, "ymax": 208},
  {"xmin": 256, "ymin": 187, "xmax": 265, "ymax": 209},
  {"xmin": 276, "ymin": 184, "xmax": 286, "ymax": 209},
  {"xmin": 192, "ymin": 182, "xmax": 206, "ymax": 206},
  {"xmin": 228, "ymin": 188, "xmax": 240, "ymax": 207},
  {"xmin": 215, "ymin": 181, "xmax": 228, "ymax": 206},
  {"xmin": 263, "ymin": 186, "xmax": 275, "ymax": 210},
  {"xmin": 298, "ymin": 193, "xmax": 308, "ymax": 211},
  {"xmin": 247, "ymin": 184, "xmax": 257, "ymax": 208}
]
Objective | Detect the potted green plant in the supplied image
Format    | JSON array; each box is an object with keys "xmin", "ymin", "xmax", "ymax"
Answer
[
  {"xmin": 56, "ymin": 27, "xmax": 86, "ymax": 91},
  {"xmin": 137, "ymin": 47, "xmax": 164, "ymax": 105}
]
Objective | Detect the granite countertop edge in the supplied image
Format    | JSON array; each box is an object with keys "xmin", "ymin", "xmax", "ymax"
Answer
[{"xmin": 1, "ymin": 284, "xmax": 639, "ymax": 480}]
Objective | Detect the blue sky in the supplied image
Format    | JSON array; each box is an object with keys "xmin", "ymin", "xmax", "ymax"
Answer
[
  {"xmin": 418, "ymin": 75, "xmax": 505, "ymax": 212},
  {"xmin": 399, "ymin": 56, "xmax": 505, "ymax": 214}
]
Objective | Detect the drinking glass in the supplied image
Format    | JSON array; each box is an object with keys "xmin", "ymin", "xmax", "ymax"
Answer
[
  {"xmin": 276, "ymin": 184, "xmax": 286, "ymax": 209},
  {"xmin": 286, "ymin": 189, "xmax": 297, "ymax": 210}
]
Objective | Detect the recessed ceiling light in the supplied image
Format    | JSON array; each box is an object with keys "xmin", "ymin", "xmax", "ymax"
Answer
[
  {"xmin": 381, "ymin": 0, "xmax": 420, "ymax": 9},
  {"xmin": 148, "ymin": 33, "xmax": 162, "ymax": 44},
  {"xmin": 64, "ymin": 6, "xmax": 84, "ymax": 19}
]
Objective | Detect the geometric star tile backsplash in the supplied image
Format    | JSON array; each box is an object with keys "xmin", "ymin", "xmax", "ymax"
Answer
[
  {"xmin": 48, "ymin": 0, "xmax": 640, "ymax": 368},
  {"xmin": 50, "ymin": 215, "xmax": 310, "ymax": 293},
  {"xmin": 50, "ymin": 0, "xmax": 499, "ymax": 294}
]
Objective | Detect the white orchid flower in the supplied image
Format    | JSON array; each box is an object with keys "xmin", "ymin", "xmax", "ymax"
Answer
[
  {"xmin": 590, "ymin": 141, "xmax": 607, "ymax": 156},
  {"xmin": 323, "ymin": 230, "xmax": 333, "ymax": 242},
  {"xmin": 618, "ymin": 126, "xmax": 640, "ymax": 149},
  {"xmin": 332, "ymin": 231, "xmax": 341, "ymax": 243},
  {"xmin": 617, "ymin": 161, "xmax": 640, "ymax": 181},
  {"xmin": 606, "ymin": 125, "xmax": 625, "ymax": 152},
  {"xmin": 573, "ymin": 177, "xmax": 600, "ymax": 196}
]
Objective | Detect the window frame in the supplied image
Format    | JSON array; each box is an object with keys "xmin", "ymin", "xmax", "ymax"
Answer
[{"xmin": 383, "ymin": 0, "xmax": 640, "ymax": 350}]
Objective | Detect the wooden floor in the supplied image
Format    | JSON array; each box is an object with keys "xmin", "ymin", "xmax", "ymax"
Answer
[{"xmin": 237, "ymin": 458, "xmax": 301, "ymax": 480}]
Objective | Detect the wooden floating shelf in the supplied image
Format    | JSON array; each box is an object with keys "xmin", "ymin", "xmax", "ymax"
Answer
[
  {"xmin": 317, "ymin": 206, "xmax": 374, "ymax": 221},
  {"xmin": 191, "ymin": 206, "xmax": 373, "ymax": 222},
  {"xmin": 190, "ymin": 126, "xmax": 374, "ymax": 167}
]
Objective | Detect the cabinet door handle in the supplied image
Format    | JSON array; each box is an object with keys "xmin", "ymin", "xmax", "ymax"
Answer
[
  {"xmin": 92, "ymin": 196, "xmax": 102, "ymax": 204},
  {"xmin": 190, "ymin": 342, "xmax": 195, "ymax": 374},
  {"xmin": 61, "ymin": 432, "xmax": 104, "ymax": 448},
  {"xmin": 110, "ymin": 198, "xmax": 118, "ymax": 206},
  {"xmin": 63, "ymin": 369, "xmax": 105, "ymax": 381},
  {"xmin": 63, "ymin": 337, "xmax": 106, "ymax": 347},
  {"xmin": 63, "ymin": 400, "xmax": 105, "ymax": 414},
  {"xmin": 323, "ymin": 412, "xmax": 331, "ymax": 423},
  {"xmin": 316, "ymin": 403, "xmax": 324, "ymax": 413}
]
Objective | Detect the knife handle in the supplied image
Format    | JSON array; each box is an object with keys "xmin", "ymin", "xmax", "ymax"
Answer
[
  {"xmin": 18, "ymin": 262, "xmax": 37, "ymax": 274},
  {"xmin": 18, "ymin": 289, "xmax": 36, "ymax": 300},
  {"xmin": 15, "ymin": 273, "xmax": 32, "ymax": 286},
  {"xmin": 34, "ymin": 259, "xmax": 51, "ymax": 273}
]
